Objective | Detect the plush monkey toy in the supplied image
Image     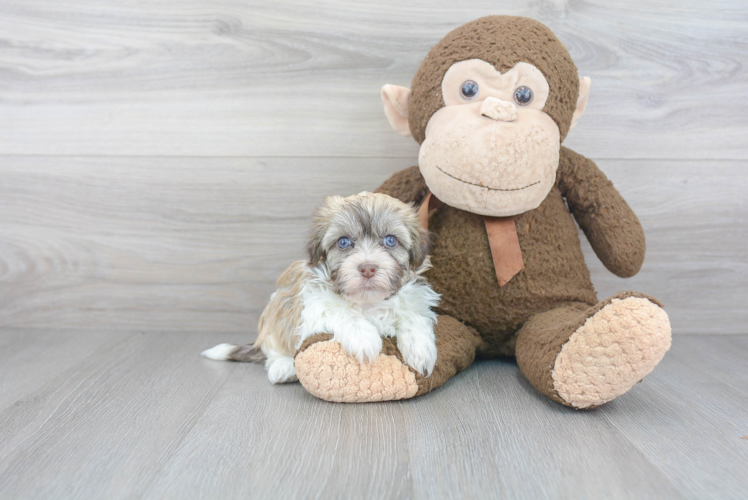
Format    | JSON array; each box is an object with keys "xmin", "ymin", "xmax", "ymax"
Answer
[{"xmin": 293, "ymin": 15, "xmax": 672, "ymax": 409}]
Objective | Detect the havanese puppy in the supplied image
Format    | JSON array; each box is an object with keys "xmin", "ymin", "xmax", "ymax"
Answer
[{"xmin": 202, "ymin": 192, "xmax": 440, "ymax": 384}]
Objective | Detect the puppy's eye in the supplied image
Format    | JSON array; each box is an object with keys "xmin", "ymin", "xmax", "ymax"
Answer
[
  {"xmin": 460, "ymin": 80, "xmax": 479, "ymax": 100},
  {"xmin": 383, "ymin": 235, "xmax": 398, "ymax": 248},
  {"xmin": 514, "ymin": 86, "xmax": 533, "ymax": 106},
  {"xmin": 337, "ymin": 237, "xmax": 352, "ymax": 249}
]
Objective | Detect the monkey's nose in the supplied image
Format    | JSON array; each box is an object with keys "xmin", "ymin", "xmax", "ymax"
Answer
[
  {"xmin": 480, "ymin": 97, "xmax": 517, "ymax": 122},
  {"xmin": 359, "ymin": 264, "xmax": 378, "ymax": 278}
]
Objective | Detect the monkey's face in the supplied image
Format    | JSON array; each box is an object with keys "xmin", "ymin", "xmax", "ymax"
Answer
[
  {"xmin": 382, "ymin": 28, "xmax": 590, "ymax": 217},
  {"xmin": 419, "ymin": 60, "xmax": 559, "ymax": 217}
]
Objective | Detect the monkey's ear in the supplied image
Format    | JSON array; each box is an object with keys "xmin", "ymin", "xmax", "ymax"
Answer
[
  {"xmin": 569, "ymin": 77, "xmax": 591, "ymax": 132},
  {"xmin": 381, "ymin": 84, "xmax": 412, "ymax": 137}
]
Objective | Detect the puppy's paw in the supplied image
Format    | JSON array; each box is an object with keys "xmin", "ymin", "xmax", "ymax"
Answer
[
  {"xmin": 397, "ymin": 331, "xmax": 437, "ymax": 377},
  {"xmin": 266, "ymin": 356, "xmax": 298, "ymax": 384},
  {"xmin": 336, "ymin": 322, "xmax": 383, "ymax": 364}
]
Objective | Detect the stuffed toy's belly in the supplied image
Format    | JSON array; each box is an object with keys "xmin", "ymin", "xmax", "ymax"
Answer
[{"xmin": 425, "ymin": 187, "xmax": 598, "ymax": 356}]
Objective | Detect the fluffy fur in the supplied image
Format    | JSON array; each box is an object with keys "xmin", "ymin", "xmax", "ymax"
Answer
[{"xmin": 202, "ymin": 192, "xmax": 440, "ymax": 384}]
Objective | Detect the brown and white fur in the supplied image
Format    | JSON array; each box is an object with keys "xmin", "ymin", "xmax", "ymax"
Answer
[{"xmin": 201, "ymin": 192, "xmax": 440, "ymax": 384}]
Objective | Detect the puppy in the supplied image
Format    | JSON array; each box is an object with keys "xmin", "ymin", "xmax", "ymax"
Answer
[{"xmin": 202, "ymin": 192, "xmax": 440, "ymax": 384}]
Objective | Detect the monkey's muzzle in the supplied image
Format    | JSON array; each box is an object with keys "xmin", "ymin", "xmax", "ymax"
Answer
[{"xmin": 480, "ymin": 97, "xmax": 518, "ymax": 122}]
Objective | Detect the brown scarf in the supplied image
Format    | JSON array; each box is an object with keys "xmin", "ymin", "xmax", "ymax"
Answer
[{"xmin": 417, "ymin": 193, "xmax": 524, "ymax": 287}]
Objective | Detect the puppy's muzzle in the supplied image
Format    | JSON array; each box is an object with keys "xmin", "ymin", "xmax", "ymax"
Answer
[{"xmin": 359, "ymin": 263, "xmax": 378, "ymax": 278}]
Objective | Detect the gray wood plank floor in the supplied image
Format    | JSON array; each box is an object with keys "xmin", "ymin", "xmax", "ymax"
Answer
[{"xmin": 0, "ymin": 330, "xmax": 745, "ymax": 499}]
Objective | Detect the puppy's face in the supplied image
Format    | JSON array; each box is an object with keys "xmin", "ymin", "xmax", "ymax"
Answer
[{"xmin": 308, "ymin": 192, "xmax": 428, "ymax": 304}]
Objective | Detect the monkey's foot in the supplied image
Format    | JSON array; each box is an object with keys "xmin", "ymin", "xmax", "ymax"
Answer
[
  {"xmin": 295, "ymin": 334, "xmax": 419, "ymax": 403},
  {"xmin": 552, "ymin": 295, "xmax": 672, "ymax": 409},
  {"xmin": 295, "ymin": 317, "xmax": 481, "ymax": 403}
]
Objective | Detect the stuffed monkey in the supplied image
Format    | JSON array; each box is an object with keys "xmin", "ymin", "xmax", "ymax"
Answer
[{"xmin": 294, "ymin": 16, "xmax": 672, "ymax": 409}]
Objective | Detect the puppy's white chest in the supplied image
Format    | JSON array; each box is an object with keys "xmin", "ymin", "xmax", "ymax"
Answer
[
  {"xmin": 297, "ymin": 283, "xmax": 401, "ymax": 340},
  {"xmin": 359, "ymin": 304, "xmax": 399, "ymax": 337}
]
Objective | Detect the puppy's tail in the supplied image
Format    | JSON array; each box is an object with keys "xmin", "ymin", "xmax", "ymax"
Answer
[{"xmin": 201, "ymin": 343, "xmax": 265, "ymax": 363}]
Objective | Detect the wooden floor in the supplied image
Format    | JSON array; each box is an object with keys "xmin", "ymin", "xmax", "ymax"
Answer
[{"xmin": 0, "ymin": 331, "xmax": 745, "ymax": 499}]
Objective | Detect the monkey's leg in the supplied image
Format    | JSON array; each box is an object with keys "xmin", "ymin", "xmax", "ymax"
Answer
[
  {"xmin": 516, "ymin": 291, "xmax": 672, "ymax": 409},
  {"xmin": 294, "ymin": 315, "xmax": 481, "ymax": 403}
]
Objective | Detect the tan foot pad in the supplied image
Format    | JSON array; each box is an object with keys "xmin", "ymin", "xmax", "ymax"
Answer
[
  {"xmin": 552, "ymin": 297, "xmax": 672, "ymax": 409},
  {"xmin": 295, "ymin": 340, "xmax": 419, "ymax": 403}
]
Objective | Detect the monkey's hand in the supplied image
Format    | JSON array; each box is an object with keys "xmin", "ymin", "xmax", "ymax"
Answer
[{"xmin": 558, "ymin": 147, "xmax": 646, "ymax": 277}]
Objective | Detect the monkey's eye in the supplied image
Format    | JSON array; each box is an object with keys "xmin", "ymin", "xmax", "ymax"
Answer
[
  {"xmin": 514, "ymin": 86, "xmax": 533, "ymax": 106},
  {"xmin": 383, "ymin": 235, "xmax": 398, "ymax": 248},
  {"xmin": 460, "ymin": 80, "xmax": 479, "ymax": 100},
  {"xmin": 337, "ymin": 237, "xmax": 352, "ymax": 249}
]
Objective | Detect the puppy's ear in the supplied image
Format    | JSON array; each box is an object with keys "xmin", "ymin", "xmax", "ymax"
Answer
[
  {"xmin": 307, "ymin": 196, "xmax": 342, "ymax": 266},
  {"xmin": 407, "ymin": 216, "xmax": 430, "ymax": 270},
  {"xmin": 307, "ymin": 224, "xmax": 326, "ymax": 266}
]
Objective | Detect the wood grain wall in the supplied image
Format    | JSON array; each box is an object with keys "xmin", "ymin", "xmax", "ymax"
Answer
[{"xmin": 1, "ymin": 0, "xmax": 746, "ymax": 334}]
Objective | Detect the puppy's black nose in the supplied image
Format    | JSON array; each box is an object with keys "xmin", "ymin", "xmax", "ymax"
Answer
[{"xmin": 359, "ymin": 264, "xmax": 378, "ymax": 278}]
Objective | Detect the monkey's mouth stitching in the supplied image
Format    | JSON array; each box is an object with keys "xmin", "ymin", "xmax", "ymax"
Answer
[{"xmin": 435, "ymin": 166, "xmax": 540, "ymax": 192}]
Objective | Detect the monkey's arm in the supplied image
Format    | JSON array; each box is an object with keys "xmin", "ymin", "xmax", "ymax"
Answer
[
  {"xmin": 374, "ymin": 166, "xmax": 430, "ymax": 206},
  {"xmin": 557, "ymin": 147, "xmax": 645, "ymax": 278}
]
